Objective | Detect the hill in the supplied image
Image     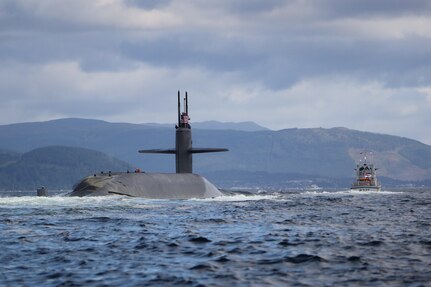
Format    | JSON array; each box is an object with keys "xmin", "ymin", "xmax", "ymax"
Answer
[
  {"xmin": 0, "ymin": 146, "xmax": 134, "ymax": 190},
  {"xmin": 0, "ymin": 118, "xmax": 431, "ymax": 187},
  {"xmin": 193, "ymin": 121, "xmax": 269, "ymax": 131},
  {"xmin": 145, "ymin": 120, "xmax": 269, "ymax": 131}
]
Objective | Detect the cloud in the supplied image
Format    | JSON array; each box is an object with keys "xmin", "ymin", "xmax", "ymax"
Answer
[
  {"xmin": 0, "ymin": 0, "xmax": 180, "ymax": 30},
  {"xmin": 0, "ymin": 0, "xmax": 430, "ymax": 144}
]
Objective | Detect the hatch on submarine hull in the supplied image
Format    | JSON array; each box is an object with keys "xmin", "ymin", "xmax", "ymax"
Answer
[{"xmin": 69, "ymin": 91, "xmax": 228, "ymax": 198}]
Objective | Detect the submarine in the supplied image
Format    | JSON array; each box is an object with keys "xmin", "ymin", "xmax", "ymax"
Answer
[{"xmin": 69, "ymin": 91, "xmax": 228, "ymax": 199}]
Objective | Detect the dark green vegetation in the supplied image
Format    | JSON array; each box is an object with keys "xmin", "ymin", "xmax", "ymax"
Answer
[
  {"xmin": 0, "ymin": 118, "xmax": 430, "ymax": 190},
  {"xmin": 0, "ymin": 146, "xmax": 133, "ymax": 190}
]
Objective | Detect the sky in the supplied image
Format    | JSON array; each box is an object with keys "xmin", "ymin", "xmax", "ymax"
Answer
[{"xmin": 0, "ymin": 0, "xmax": 431, "ymax": 144}]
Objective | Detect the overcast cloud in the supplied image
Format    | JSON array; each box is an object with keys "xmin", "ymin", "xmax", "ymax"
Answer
[{"xmin": 0, "ymin": 0, "xmax": 430, "ymax": 144}]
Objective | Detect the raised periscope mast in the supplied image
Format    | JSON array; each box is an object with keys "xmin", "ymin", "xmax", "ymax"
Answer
[{"xmin": 351, "ymin": 151, "xmax": 381, "ymax": 191}]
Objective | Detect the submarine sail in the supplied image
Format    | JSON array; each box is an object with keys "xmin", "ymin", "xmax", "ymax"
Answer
[{"xmin": 139, "ymin": 91, "xmax": 228, "ymax": 173}]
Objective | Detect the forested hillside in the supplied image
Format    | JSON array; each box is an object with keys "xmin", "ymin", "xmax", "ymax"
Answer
[{"xmin": 0, "ymin": 146, "xmax": 133, "ymax": 190}]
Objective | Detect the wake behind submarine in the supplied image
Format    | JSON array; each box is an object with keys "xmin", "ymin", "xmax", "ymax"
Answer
[{"xmin": 69, "ymin": 91, "xmax": 228, "ymax": 199}]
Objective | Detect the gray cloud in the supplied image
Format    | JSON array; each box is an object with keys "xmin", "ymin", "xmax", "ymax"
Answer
[
  {"xmin": 317, "ymin": 0, "xmax": 431, "ymax": 17},
  {"xmin": 0, "ymin": 0, "xmax": 430, "ymax": 144}
]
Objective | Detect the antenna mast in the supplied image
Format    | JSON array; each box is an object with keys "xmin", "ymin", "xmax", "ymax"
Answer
[
  {"xmin": 185, "ymin": 91, "xmax": 188, "ymax": 114},
  {"xmin": 177, "ymin": 90, "xmax": 181, "ymax": 127}
]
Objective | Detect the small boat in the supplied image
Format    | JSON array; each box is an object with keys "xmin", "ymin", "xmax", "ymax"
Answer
[{"xmin": 351, "ymin": 151, "xmax": 381, "ymax": 191}]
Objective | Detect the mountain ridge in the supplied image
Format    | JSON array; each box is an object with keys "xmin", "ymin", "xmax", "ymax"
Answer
[{"xmin": 0, "ymin": 118, "xmax": 430, "ymax": 182}]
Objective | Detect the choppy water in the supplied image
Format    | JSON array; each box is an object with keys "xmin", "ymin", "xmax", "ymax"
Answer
[{"xmin": 1, "ymin": 189, "xmax": 430, "ymax": 286}]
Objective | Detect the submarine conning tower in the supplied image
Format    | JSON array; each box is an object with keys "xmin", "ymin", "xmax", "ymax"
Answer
[{"xmin": 139, "ymin": 91, "xmax": 228, "ymax": 173}]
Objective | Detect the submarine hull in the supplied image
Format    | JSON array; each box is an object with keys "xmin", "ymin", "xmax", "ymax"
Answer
[{"xmin": 69, "ymin": 173, "xmax": 223, "ymax": 199}]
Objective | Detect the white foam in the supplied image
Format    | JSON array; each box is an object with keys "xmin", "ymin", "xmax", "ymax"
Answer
[
  {"xmin": 0, "ymin": 193, "xmax": 281, "ymax": 211},
  {"xmin": 0, "ymin": 195, "xmax": 131, "ymax": 208},
  {"xmin": 301, "ymin": 189, "xmax": 402, "ymax": 196},
  {"xmin": 191, "ymin": 194, "xmax": 279, "ymax": 202}
]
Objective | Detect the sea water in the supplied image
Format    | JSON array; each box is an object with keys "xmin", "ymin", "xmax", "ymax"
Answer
[{"xmin": 0, "ymin": 189, "xmax": 430, "ymax": 286}]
